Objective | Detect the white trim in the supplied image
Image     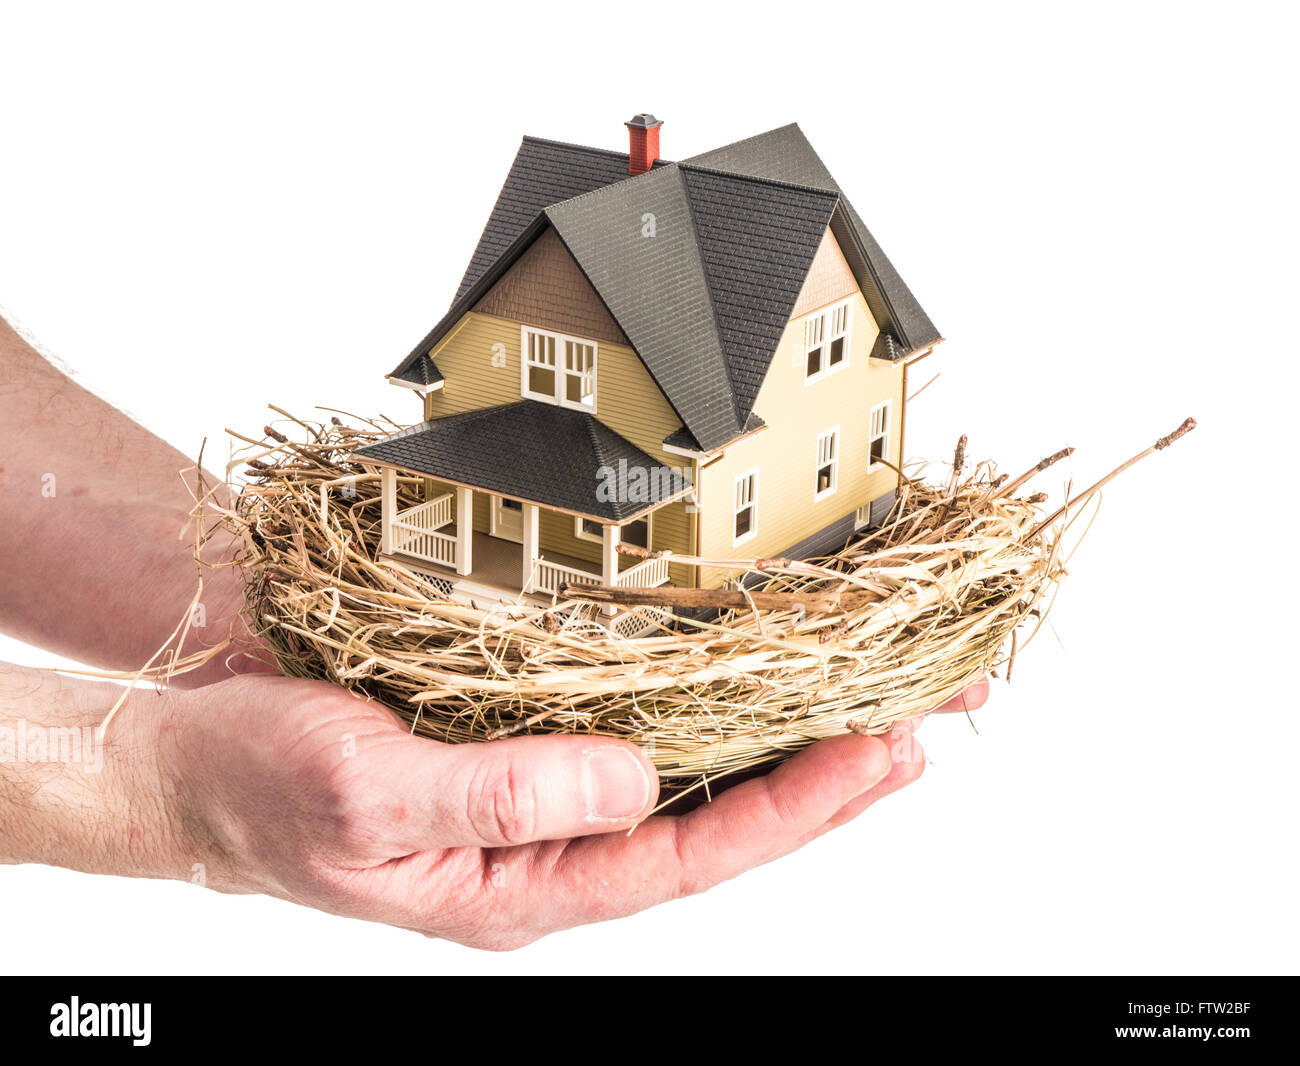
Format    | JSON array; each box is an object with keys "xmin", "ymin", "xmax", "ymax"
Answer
[
  {"xmin": 520, "ymin": 324, "xmax": 597, "ymax": 412},
  {"xmin": 385, "ymin": 374, "xmax": 443, "ymax": 393},
  {"xmin": 454, "ymin": 486, "xmax": 473, "ymax": 575},
  {"xmin": 814, "ymin": 425, "xmax": 840, "ymax": 502},
  {"xmin": 521, "ymin": 502, "xmax": 540, "ymax": 592},
  {"xmin": 732, "ymin": 467, "xmax": 759, "ymax": 546},
  {"xmin": 662, "ymin": 440, "xmax": 711, "ymax": 461},
  {"xmin": 868, "ymin": 400, "xmax": 892, "ymax": 472},
  {"xmin": 803, "ymin": 297, "xmax": 853, "ymax": 385}
]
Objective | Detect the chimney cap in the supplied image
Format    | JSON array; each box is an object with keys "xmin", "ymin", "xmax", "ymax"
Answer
[{"xmin": 625, "ymin": 113, "xmax": 663, "ymax": 130}]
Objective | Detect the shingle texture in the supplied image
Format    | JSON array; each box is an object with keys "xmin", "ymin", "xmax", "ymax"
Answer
[
  {"xmin": 685, "ymin": 124, "xmax": 940, "ymax": 358},
  {"xmin": 679, "ymin": 165, "xmax": 837, "ymax": 422},
  {"xmin": 389, "ymin": 352, "xmax": 443, "ymax": 388},
  {"xmin": 388, "ymin": 123, "xmax": 939, "ymax": 453},
  {"xmin": 353, "ymin": 401, "xmax": 690, "ymax": 523},
  {"xmin": 546, "ymin": 166, "xmax": 742, "ymax": 451},
  {"xmin": 453, "ymin": 138, "xmax": 662, "ymax": 305}
]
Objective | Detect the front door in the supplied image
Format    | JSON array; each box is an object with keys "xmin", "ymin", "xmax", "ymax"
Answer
[{"xmin": 490, "ymin": 495, "xmax": 524, "ymax": 543}]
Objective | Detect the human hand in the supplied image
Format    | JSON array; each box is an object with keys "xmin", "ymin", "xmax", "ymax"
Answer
[{"xmin": 146, "ymin": 673, "xmax": 988, "ymax": 948}]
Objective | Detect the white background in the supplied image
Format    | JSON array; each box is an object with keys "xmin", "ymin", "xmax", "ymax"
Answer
[{"xmin": 1, "ymin": 1, "xmax": 1296, "ymax": 975}]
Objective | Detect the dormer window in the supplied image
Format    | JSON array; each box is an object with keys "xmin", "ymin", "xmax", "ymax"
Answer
[
  {"xmin": 804, "ymin": 299, "xmax": 852, "ymax": 382},
  {"xmin": 522, "ymin": 326, "xmax": 596, "ymax": 410}
]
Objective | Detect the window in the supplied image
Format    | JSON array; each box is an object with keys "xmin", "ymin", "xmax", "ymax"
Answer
[
  {"xmin": 733, "ymin": 469, "xmax": 758, "ymax": 545},
  {"xmin": 804, "ymin": 299, "xmax": 851, "ymax": 382},
  {"xmin": 814, "ymin": 426, "xmax": 839, "ymax": 500},
  {"xmin": 868, "ymin": 400, "xmax": 891, "ymax": 471},
  {"xmin": 576, "ymin": 515, "xmax": 650, "ymax": 548},
  {"xmin": 522, "ymin": 327, "xmax": 596, "ymax": 410}
]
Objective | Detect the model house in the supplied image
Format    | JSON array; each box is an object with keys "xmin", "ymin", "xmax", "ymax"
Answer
[{"xmin": 355, "ymin": 115, "xmax": 940, "ymax": 606}]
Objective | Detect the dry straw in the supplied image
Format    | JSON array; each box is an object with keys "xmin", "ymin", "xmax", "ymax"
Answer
[{"xmin": 187, "ymin": 408, "xmax": 1193, "ymax": 802}]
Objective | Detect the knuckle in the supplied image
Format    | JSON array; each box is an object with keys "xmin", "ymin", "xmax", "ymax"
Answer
[{"xmin": 468, "ymin": 761, "xmax": 538, "ymax": 846}]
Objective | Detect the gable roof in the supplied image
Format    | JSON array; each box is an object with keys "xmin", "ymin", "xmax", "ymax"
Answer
[
  {"xmin": 545, "ymin": 164, "xmax": 744, "ymax": 451},
  {"xmin": 678, "ymin": 165, "xmax": 839, "ymax": 420},
  {"xmin": 452, "ymin": 137, "xmax": 668, "ymax": 305},
  {"xmin": 685, "ymin": 124, "xmax": 941, "ymax": 361},
  {"xmin": 352, "ymin": 400, "xmax": 691, "ymax": 523},
  {"xmin": 390, "ymin": 124, "xmax": 940, "ymax": 451}
]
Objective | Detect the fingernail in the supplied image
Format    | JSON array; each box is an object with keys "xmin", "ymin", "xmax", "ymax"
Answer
[{"xmin": 584, "ymin": 746, "xmax": 653, "ymax": 821}]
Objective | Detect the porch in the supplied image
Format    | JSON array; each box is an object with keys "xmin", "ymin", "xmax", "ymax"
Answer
[{"xmin": 377, "ymin": 479, "xmax": 671, "ymax": 598}]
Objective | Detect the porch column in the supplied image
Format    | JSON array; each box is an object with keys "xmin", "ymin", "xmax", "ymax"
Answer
[
  {"xmin": 521, "ymin": 502, "xmax": 540, "ymax": 593},
  {"xmin": 601, "ymin": 522, "xmax": 620, "ymax": 615},
  {"xmin": 455, "ymin": 486, "xmax": 473, "ymax": 575},
  {"xmin": 379, "ymin": 466, "xmax": 396, "ymax": 555}
]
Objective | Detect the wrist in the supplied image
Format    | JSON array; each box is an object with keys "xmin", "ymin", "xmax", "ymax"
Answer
[{"xmin": 0, "ymin": 665, "xmax": 193, "ymax": 881}]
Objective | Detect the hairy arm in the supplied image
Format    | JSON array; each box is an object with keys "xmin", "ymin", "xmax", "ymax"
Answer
[{"xmin": 0, "ymin": 316, "xmax": 268, "ymax": 684}]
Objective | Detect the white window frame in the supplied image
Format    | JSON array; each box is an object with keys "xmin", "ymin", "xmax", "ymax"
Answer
[
  {"xmin": 868, "ymin": 400, "xmax": 892, "ymax": 472},
  {"xmin": 803, "ymin": 298, "xmax": 852, "ymax": 385},
  {"xmin": 814, "ymin": 425, "xmax": 840, "ymax": 502},
  {"xmin": 520, "ymin": 325, "xmax": 597, "ymax": 411},
  {"xmin": 575, "ymin": 513, "xmax": 652, "ymax": 548},
  {"xmin": 732, "ymin": 468, "xmax": 759, "ymax": 546}
]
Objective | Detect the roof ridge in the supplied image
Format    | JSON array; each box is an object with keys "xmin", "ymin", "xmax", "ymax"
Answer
[
  {"xmin": 521, "ymin": 134, "xmax": 676, "ymax": 168},
  {"xmin": 676, "ymin": 166, "xmax": 747, "ymax": 431},
  {"xmin": 582, "ymin": 408, "xmax": 611, "ymax": 470},
  {"xmin": 543, "ymin": 160, "xmax": 676, "ymax": 213},
  {"xmin": 677, "ymin": 161, "xmax": 840, "ymax": 200},
  {"xmin": 520, "ymin": 134, "xmax": 628, "ymax": 160}
]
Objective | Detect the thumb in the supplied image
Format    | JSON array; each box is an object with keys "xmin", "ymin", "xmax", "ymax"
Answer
[{"xmin": 380, "ymin": 734, "xmax": 659, "ymax": 850}]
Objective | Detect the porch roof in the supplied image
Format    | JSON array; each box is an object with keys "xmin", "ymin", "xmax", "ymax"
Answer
[{"xmin": 353, "ymin": 401, "xmax": 691, "ymax": 523}]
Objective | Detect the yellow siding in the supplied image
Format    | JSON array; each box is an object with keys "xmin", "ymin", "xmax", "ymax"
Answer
[
  {"xmin": 695, "ymin": 289, "xmax": 903, "ymax": 588},
  {"xmin": 416, "ymin": 310, "xmax": 697, "ymax": 579},
  {"xmin": 422, "ymin": 311, "xmax": 683, "ymax": 467}
]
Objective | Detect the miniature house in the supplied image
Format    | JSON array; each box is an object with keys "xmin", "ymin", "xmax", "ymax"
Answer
[{"xmin": 356, "ymin": 115, "xmax": 940, "ymax": 611}]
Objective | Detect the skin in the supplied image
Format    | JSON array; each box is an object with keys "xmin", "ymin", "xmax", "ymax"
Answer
[{"xmin": 0, "ymin": 315, "xmax": 988, "ymax": 949}]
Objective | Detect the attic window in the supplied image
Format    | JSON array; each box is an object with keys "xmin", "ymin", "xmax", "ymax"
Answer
[
  {"xmin": 522, "ymin": 327, "xmax": 596, "ymax": 411},
  {"xmin": 805, "ymin": 299, "xmax": 852, "ymax": 382}
]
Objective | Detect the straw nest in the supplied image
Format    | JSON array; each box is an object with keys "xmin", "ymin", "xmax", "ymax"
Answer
[{"xmin": 198, "ymin": 409, "xmax": 1193, "ymax": 801}]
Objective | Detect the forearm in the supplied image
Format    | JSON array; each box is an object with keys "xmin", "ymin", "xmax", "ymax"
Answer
[
  {"xmin": 0, "ymin": 661, "xmax": 188, "ymax": 877},
  {"xmin": 0, "ymin": 316, "xmax": 268, "ymax": 684}
]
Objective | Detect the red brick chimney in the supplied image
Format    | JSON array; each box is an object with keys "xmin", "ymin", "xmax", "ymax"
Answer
[{"xmin": 625, "ymin": 113, "xmax": 662, "ymax": 176}]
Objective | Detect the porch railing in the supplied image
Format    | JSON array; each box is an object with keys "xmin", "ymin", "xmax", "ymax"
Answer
[
  {"xmin": 390, "ymin": 492, "xmax": 457, "ymax": 568},
  {"xmin": 391, "ymin": 526, "xmax": 457, "ymax": 568},
  {"xmin": 616, "ymin": 554, "xmax": 670, "ymax": 587},
  {"xmin": 534, "ymin": 558, "xmax": 602, "ymax": 596},
  {"xmin": 396, "ymin": 493, "xmax": 454, "ymax": 533}
]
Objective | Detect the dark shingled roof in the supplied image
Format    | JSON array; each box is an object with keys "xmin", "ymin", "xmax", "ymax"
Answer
[
  {"xmin": 678, "ymin": 165, "xmax": 838, "ymax": 421},
  {"xmin": 353, "ymin": 401, "xmax": 691, "ymax": 523},
  {"xmin": 452, "ymin": 137, "xmax": 668, "ymax": 305},
  {"xmin": 546, "ymin": 165, "xmax": 742, "ymax": 450},
  {"xmin": 388, "ymin": 351, "xmax": 443, "ymax": 388},
  {"xmin": 685, "ymin": 123, "xmax": 941, "ymax": 360},
  {"xmin": 389, "ymin": 123, "xmax": 940, "ymax": 452}
]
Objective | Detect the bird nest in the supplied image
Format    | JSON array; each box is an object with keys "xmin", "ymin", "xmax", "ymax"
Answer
[{"xmin": 189, "ymin": 408, "xmax": 1193, "ymax": 803}]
